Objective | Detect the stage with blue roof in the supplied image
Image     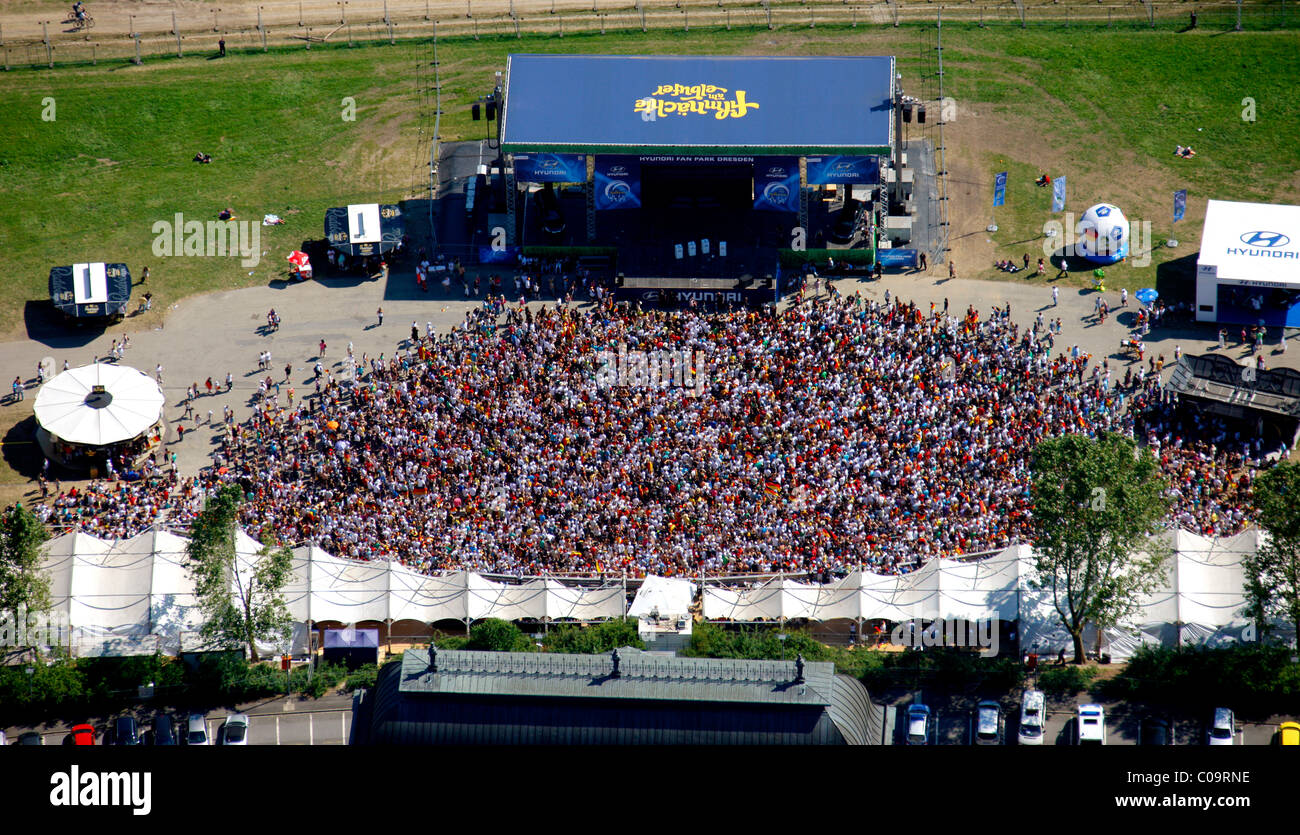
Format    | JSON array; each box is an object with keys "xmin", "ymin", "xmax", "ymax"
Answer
[{"xmin": 471, "ymin": 54, "xmax": 898, "ymax": 308}]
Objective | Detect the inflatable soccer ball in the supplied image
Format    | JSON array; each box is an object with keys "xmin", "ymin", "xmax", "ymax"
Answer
[{"xmin": 1075, "ymin": 203, "xmax": 1130, "ymax": 265}]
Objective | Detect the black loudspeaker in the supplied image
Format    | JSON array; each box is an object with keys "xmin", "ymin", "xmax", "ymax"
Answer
[
  {"xmin": 918, "ymin": 105, "xmax": 926, "ymax": 123},
  {"xmin": 616, "ymin": 273, "xmax": 625, "ymax": 287},
  {"xmin": 471, "ymin": 103, "xmax": 481, "ymax": 121},
  {"xmin": 765, "ymin": 274, "xmax": 774, "ymax": 289},
  {"xmin": 486, "ymin": 101, "xmax": 497, "ymax": 121},
  {"xmin": 902, "ymin": 102, "xmax": 913, "ymax": 123}
]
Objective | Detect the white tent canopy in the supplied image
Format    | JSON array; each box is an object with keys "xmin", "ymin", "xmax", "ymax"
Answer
[
  {"xmin": 37, "ymin": 527, "xmax": 1270, "ymax": 661},
  {"xmin": 33, "ymin": 363, "xmax": 165, "ymax": 446}
]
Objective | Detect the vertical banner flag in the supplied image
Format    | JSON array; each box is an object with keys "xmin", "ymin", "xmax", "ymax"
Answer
[
  {"xmin": 753, "ymin": 157, "xmax": 801, "ymax": 212},
  {"xmin": 1051, "ymin": 176, "xmax": 1067, "ymax": 213},
  {"xmin": 593, "ymin": 157, "xmax": 641, "ymax": 211},
  {"xmin": 1174, "ymin": 189, "xmax": 1187, "ymax": 223},
  {"xmin": 993, "ymin": 171, "xmax": 1007, "ymax": 208}
]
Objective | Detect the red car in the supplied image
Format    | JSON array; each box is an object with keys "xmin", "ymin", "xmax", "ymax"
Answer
[{"xmin": 67, "ymin": 724, "xmax": 96, "ymax": 745}]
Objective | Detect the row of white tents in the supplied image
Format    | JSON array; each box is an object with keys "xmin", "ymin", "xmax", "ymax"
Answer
[{"xmin": 27, "ymin": 526, "xmax": 1276, "ymax": 659}]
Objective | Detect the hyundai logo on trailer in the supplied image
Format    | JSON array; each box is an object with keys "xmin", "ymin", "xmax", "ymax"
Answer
[{"xmin": 1239, "ymin": 230, "xmax": 1290, "ymax": 248}]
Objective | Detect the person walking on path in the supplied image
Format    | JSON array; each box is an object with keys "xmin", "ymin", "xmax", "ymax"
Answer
[
  {"xmin": 919, "ymin": 251, "xmax": 928, "ymax": 271},
  {"xmin": 377, "ymin": 306, "xmax": 384, "ymax": 326},
  {"xmin": 1218, "ymin": 329, "xmax": 1226, "ymax": 349},
  {"xmin": 318, "ymin": 339, "xmax": 327, "ymax": 358},
  {"xmin": 1052, "ymin": 285, "xmax": 1059, "ymax": 307},
  {"xmin": 1057, "ymin": 258, "xmax": 1069, "ymax": 279},
  {"xmin": 226, "ymin": 372, "xmax": 234, "ymax": 391},
  {"xmin": 1120, "ymin": 288, "xmax": 1128, "ymax": 307},
  {"xmin": 948, "ymin": 261, "xmax": 956, "ymax": 281}
]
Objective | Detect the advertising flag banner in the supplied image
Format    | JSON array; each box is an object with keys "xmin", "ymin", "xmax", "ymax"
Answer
[
  {"xmin": 1174, "ymin": 189, "xmax": 1187, "ymax": 223},
  {"xmin": 993, "ymin": 171, "xmax": 1008, "ymax": 208},
  {"xmin": 1051, "ymin": 176, "xmax": 1067, "ymax": 213},
  {"xmin": 753, "ymin": 156, "xmax": 801, "ymax": 212},
  {"xmin": 593, "ymin": 157, "xmax": 641, "ymax": 211}
]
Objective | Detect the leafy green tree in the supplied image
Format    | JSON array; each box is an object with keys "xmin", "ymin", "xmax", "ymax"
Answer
[
  {"xmin": 1244, "ymin": 462, "xmax": 1300, "ymax": 640},
  {"xmin": 1030, "ymin": 433, "xmax": 1172, "ymax": 664},
  {"xmin": 0, "ymin": 502, "xmax": 52, "ymax": 638},
  {"xmin": 465, "ymin": 618, "xmax": 535, "ymax": 652},
  {"xmin": 542, "ymin": 618, "xmax": 645, "ymax": 654},
  {"xmin": 186, "ymin": 485, "xmax": 293, "ymax": 661}
]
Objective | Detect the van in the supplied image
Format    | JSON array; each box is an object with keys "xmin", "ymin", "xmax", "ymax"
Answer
[
  {"xmin": 1078, "ymin": 704, "xmax": 1106, "ymax": 745},
  {"xmin": 1208, "ymin": 707, "xmax": 1234, "ymax": 746},
  {"xmin": 1018, "ymin": 690, "xmax": 1045, "ymax": 746}
]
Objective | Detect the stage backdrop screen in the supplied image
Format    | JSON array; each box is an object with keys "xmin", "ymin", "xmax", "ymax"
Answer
[
  {"xmin": 806, "ymin": 155, "xmax": 881, "ymax": 185},
  {"xmin": 513, "ymin": 153, "xmax": 588, "ymax": 183}
]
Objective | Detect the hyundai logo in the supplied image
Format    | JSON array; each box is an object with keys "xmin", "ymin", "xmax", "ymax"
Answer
[{"xmin": 1240, "ymin": 230, "xmax": 1291, "ymax": 248}]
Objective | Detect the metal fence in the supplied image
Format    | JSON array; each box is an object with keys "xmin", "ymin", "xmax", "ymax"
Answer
[{"xmin": 2, "ymin": 1, "xmax": 1296, "ymax": 70}]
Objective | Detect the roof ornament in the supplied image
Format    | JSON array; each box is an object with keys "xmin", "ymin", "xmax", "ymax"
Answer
[
  {"xmin": 427, "ymin": 638, "xmax": 438, "ymax": 673},
  {"xmin": 794, "ymin": 654, "xmax": 806, "ymax": 685},
  {"xmin": 610, "ymin": 648, "xmax": 621, "ymax": 679}
]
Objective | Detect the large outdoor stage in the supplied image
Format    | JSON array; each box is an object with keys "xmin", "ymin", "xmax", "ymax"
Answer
[{"xmin": 493, "ymin": 53, "xmax": 896, "ymax": 307}]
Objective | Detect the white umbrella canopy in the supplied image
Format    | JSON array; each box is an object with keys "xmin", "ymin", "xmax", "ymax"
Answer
[{"xmin": 34, "ymin": 364, "xmax": 165, "ymax": 446}]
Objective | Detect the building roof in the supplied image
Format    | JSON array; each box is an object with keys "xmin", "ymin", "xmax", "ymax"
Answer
[
  {"xmin": 397, "ymin": 647, "xmax": 833, "ymax": 706},
  {"xmin": 501, "ymin": 54, "xmax": 895, "ymax": 156},
  {"xmin": 362, "ymin": 648, "xmax": 881, "ymax": 745},
  {"xmin": 1198, "ymin": 200, "xmax": 1300, "ymax": 286}
]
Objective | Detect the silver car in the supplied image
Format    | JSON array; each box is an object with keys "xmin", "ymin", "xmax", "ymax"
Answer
[
  {"xmin": 222, "ymin": 713, "xmax": 250, "ymax": 746},
  {"xmin": 185, "ymin": 714, "xmax": 209, "ymax": 746}
]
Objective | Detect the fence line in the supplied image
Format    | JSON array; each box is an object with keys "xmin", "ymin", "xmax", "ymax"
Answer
[{"xmin": 3, "ymin": 2, "xmax": 1295, "ymax": 70}]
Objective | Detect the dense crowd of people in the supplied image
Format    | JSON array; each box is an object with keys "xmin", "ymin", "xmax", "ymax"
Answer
[{"xmin": 25, "ymin": 290, "xmax": 1269, "ymax": 577}]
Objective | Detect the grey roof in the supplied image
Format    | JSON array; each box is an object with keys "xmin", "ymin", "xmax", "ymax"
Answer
[
  {"xmin": 1168, "ymin": 354, "xmax": 1300, "ymax": 418},
  {"xmin": 400, "ymin": 648, "xmax": 834, "ymax": 707}
]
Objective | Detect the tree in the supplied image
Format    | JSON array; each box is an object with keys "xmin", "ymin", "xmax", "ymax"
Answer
[
  {"xmin": 0, "ymin": 503, "xmax": 52, "ymax": 643},
  {"xmin": 187, "ymin": 485, "xmax": 293, "ymax": 661},
  {"xmin": 465, "ymin": 618, "xmax": 535, "ymax": 652},
  {"xmin": 542, "ymin": 618, "xmax": 645, "ymax": 654},
  {"xmin": 1029, "ymin": 433, "xmax": 1172, "ymax": 664},
  {"xmin": 1243, "ymin": 462, "xmax": 1300, "ymax": 642}
]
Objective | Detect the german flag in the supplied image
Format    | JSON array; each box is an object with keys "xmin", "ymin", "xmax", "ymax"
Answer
[{"xmin": 764, "ymin": 481, "xmax": 781, "ymax": 497}]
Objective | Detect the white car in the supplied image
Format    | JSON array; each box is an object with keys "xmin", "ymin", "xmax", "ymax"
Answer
[
  {"xmin": 1018, "ymin": 689, "xmax": 1045, "ymax": 746},
  {"xmin": 1208, "ymin": 708, "xmax": 1234, "ymax": 746},
  {"xmin": 906, "ymin": 704, "xmax": 931, "ymax": 745},
  {"xmin": 1078, "ymin": 704, "xmax": 1106, "ymax": 745},
  {"xmin": 222, "ymin": 713, "xmax": 250, "ymax": 746},
  {"xmin": 974, "ymin": 700, "xmax": 1002, "ymax": 745},
  {"xmin": 185, "ymin": 713, "xmax": 209, "ymax": 746}
]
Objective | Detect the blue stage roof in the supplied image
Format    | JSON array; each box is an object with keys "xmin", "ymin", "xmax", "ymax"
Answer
[{"xmin": 501, "ymin": 54, "xmax": 895, "ymax": 156}]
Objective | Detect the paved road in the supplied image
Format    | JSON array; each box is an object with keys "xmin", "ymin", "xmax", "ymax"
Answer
[{"xmin": 4, "ymin": 692, "xmax": 357, "ymax": 745}]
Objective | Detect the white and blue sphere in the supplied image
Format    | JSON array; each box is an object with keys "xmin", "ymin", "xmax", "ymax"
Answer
[{"xmin": 1075, "ymin": 203, "xmax": 1130, "ymax": 264}]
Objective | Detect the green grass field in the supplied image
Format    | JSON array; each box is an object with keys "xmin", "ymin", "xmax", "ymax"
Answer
[{"xmin": 0, "ymin": 25, "xmax": 1297, "ymax": 339}]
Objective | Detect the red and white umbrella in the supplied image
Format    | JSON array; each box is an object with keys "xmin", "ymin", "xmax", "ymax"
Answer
[{"xmin": 287, "ymin": 251, "xmax": 311, "ymax": 267}]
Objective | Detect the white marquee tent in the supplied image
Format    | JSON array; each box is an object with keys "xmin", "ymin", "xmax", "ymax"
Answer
[{"xmin": 35, "ymin": 527, "xmax": 1277, "ymax": 660}]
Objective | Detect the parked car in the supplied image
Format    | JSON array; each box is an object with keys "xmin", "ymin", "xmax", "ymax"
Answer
[
  {"xmin": 1279, "ymin": 721, "xmax": 1300, "ymax": 746},
  {"xmin": 974, "ymin": 700, "xmax": 1002, "ymax": 745},
  {"xmin": 17, "ymin": 731, "xmax": 44, "ymax": 746},
  {"xmin": 1208, "ymin": 708, "xmax": 1235, "ymax": 746},
  {"xmin": 222, "ymin": 714, "xmax": 250, "ymax": 746},
  {"xmin": 66, "ymin": 724, "xmax": 96, "ymax": 745},
  {"xmin": 1140, "ymin": 716, "xmax": 1172, "ymax": 746},
  {"xmin": 151, "ymin": 713, "xmax": 177, "ymax": 746},
  {"xmin": 1017, "ymin": 690, "xmax": 1045, "ymax": 746},
  {"xmin": 109, "ymin": 715, "xmax": 140, "ymax": 746},
  {"xmin": 906, "ymin": 704, "xmax": 931, "ymax": 746},
  {"xmin": 185, "ymin": 714, "xmax": 209, "ymax": 746},
  {"xmin": 1077, "ymin": 704, "xmax": 1106, "ymax": 745}
]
